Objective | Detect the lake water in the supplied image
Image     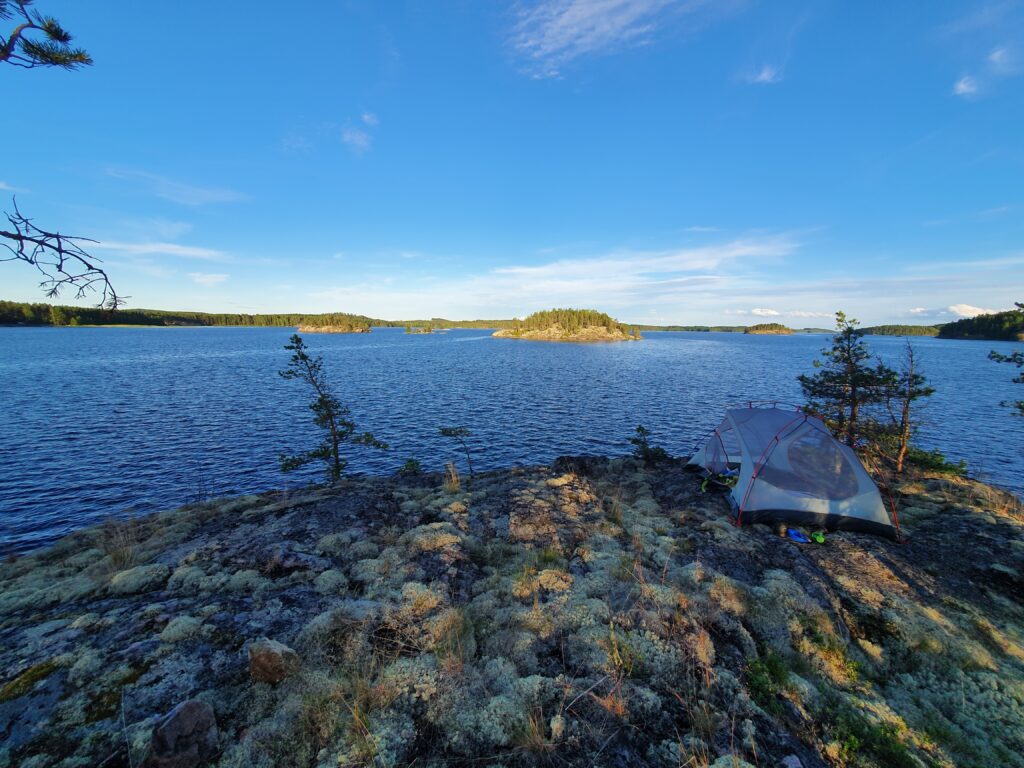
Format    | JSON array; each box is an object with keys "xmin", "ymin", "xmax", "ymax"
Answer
[{"xmin": 1, "ymin": 326, "xmax": 1021, "ymax": 554}]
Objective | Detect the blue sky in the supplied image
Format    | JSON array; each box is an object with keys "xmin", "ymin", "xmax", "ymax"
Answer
[{"xmin": 3, "ymin": 0, "xmax": 1023, "ymax": 325}]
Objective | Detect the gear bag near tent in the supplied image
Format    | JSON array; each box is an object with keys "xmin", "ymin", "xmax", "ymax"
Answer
[{"xmin": 688, "ymin": 404, "xmax": 900, "ymax": 540}]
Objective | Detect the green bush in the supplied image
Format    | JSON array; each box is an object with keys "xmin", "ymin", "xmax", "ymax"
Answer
[
  {"xmin": 745, "ymin": 651, "xmax": 790, "ymax": 714},
  {"xmin": 905, "ymin": 447, "xmax": 967, "ymax": 476}
]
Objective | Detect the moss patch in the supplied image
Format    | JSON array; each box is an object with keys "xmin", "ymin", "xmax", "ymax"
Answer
[{"xmin": 0, "ymin": 659, "xmax": 60, "ymax": 703}]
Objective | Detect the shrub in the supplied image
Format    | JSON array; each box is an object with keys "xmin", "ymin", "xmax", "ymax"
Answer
[
  {"xmin": 630, "ymin": 425, "xmax": 670, "ymax": 464},
  {"xmin": 905, "ymin": 447, "xmax": 967, "ymax": 476},
  {"xmin": 745, "ymin": 651, "xmax": 790, "ymax": 715},
  {"xmin": 398, "ymin": 458, "xmax": 422, "ymax": 476}
]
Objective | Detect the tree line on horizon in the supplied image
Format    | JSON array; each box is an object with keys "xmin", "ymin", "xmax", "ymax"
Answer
[{"xmin": 0, "ymin": 300, "xmax": 378, "ymax": 330}]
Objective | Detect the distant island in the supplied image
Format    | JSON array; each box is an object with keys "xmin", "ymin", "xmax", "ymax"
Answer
[
  {"xmin": 493, "ymin": 308, "xmax": 641, "ymax": 342},
  {"xmin": 296, "ymin": 323, "xmax": 370, "ymax": 334},
  {"xmin": 744, "ymin": 322, "xmax": 793, "ymax": 335},
  {"xmin": 404, "ymin": 325, "xmax": 434, "ymax": 334}
]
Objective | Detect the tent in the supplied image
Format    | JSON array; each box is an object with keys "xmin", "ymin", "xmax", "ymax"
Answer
[{"xmin": 688, "ymin": 404, "xmax": 899, "ymax": 539}]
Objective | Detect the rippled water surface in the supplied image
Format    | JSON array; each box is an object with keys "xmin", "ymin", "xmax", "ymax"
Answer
[{"xmin": 1, "ymin": 326, "xmax": 1021, "ymax": 552}]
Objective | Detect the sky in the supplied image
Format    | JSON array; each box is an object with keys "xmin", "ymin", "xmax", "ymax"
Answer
[{"xmin": 2, "ymin": 0, "xmax": 1023, "ymax": 325}]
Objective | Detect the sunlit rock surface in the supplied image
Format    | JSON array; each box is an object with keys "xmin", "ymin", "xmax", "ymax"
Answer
[{"xmin": 1, "ymin": 458, "xmax": 1021, "ymax": 767}]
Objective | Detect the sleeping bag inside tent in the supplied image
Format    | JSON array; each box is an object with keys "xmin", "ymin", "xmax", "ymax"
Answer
[{"xmin": 688, "ymin": 405, "xmax": 899, "ymax": 539}]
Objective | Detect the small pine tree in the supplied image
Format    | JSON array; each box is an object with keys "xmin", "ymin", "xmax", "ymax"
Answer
[
  {"xmin": 629, "ymin": 425, "xmax": 669, "ymax": 464},
  {"xmin": 278, "ymin": 334, "xmax": 386, "ymax": 482},
  {"xmin": 439, "ymin": 426, "xmax": 474, "ymax": 476},
  {"xmin": 798, "ymin": 312, "xmax": 895, "ymax": 447},
  {"xmin": 881, "ymin": 343, "xmax": 935, "ymax": 472}
]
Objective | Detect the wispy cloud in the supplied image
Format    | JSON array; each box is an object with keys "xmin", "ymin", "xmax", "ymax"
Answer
[
  {"xmin": 953, "ymin": 74, "xmax": 978, "ymax": 96},
  {"xmin": 743, "ymin": 64, "xmax": 782, "ymax": 84},
  {"xmin": 107, "ymin": 169, "xmax": 245, "ymax": 206},
  {"xmin": 509, "ymin": 0, "xmax": 735, "ymax": 77},
  {"xmin": 310, "ymin": 235, "xmax": 796, "ymax": 318},
  {"xmin": 361, "ymin": 112, "xmax": 379, "ymax": 127},
  {"xmin": 341, "ymin": 126, "xmax": 373, "ymax": 155},
  {"xmin": 93, "ymin": 240, "xmax": 229, "ymax": 261},
  {"xmin": 188, "ymin": 272, "xmax": 228, "ymax": 287}
]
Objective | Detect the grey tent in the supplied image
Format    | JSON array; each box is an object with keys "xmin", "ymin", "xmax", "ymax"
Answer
[{"xmin": 688, "ymin": 404, "xmax": 899, "ymax": 539}]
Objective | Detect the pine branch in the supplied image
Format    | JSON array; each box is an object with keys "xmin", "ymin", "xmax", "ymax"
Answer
[{"xmin": 1, "ymin": 1, "xmax": 91, "ymax": 69}]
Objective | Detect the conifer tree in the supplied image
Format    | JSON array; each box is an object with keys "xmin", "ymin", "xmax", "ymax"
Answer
[
  {"xmin": 279, "ymin": 335, "xmax": 387, "ymax": 482},
  {"xmin": 882, "ymin": 343, "xmax": 935, "ymax": 472},
  {"xmin": 0, "ymin": 0, "xmax": 92, "ymax": 69},
  {"xmin": 799, "ymin": 312, "xmax": 895, "ymax": 447},
  {"xmin": 439, "ymin": 426, "xmax": 475, "ymax": 476}
]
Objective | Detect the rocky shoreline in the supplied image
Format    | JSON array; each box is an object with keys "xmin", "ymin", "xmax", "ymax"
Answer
[
  {"xmin": 1, "ymin": 458, "xmax": 1022, "ymax": 768},
  {"xmin": 296, "ymin": 325, "xmax": 371, "ymax": 334},
  {"xmin": 492, "ymin": 325, "xmax": 638, "ymax": 342}
]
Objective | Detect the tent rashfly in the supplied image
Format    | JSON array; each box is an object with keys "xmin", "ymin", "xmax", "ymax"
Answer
[{"xmin": 688, "ymin": 404, "xmax": 900, "ymax": 540}]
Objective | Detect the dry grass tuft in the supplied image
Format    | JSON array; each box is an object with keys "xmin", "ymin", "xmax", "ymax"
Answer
[
  {"xmin": 99, "ymin": 517, "xmax": 141, "ymax": 572},
  {"xmin": 444, "ymin": 462, "xmax": 461, "ymax": 493},
  {"xmin": 515, "ymin": 706, "xmax": 559, "ymax": 754}
]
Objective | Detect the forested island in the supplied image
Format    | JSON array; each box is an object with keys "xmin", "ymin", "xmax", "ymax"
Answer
[
  {"xmin": 861, "ymin": 325, "xmax": 942, "ymax": 337},
  {"xmin": 939, "ymin": 303, "xmax": 1024, "ymax": 340},
  {"xmin": 744, "ymin": 323, "xmax": 793, "ymax": 335},
  {"xmin": 493, "ymin": 308, "xmax": 641, "ymax": 342}
]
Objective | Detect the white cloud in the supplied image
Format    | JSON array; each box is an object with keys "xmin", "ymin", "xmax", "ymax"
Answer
[
  {"xmin": 787, "ymin": 310, "xmax": 832, "ymax": 319},
  {"xmin": 361, "ymin": 112, "xmax": 379, "ymax": 126},
  {"xmin": 948, "ymin": 303, "xmax": 1000, "ymax": 317},
  {"xmin": 94, "ymin": 240, "xmax": 229, "ymax": 261},
  {"xmin": 953, "ymin": 75, "xmax": 978, "ymax": 96},
  {"xmin": 107, "ymin": 169, "xmax": 245, "ymax": 206},
  {"xmin": 909, "ymin": 307, "xmax": 928, "ymax": 314},
  {"xmin": 744, "ymin": 64, "xmax": 782, "ymax": 84},
  {"xmin": 341, "ymin": 127, "xmax": 372, "ymax": 154},
  {"xmin": 188, "ymin": 272, "xmax": 228, "ymax": 287},
  {"xmin": 0, "ymin": 181, "xmax": 19, "ymax": 192},
  {"xmin": 987, "ymin": 45, "xmax": 1021, "ymax": 75},
  {"xmin": 510, "ymin": 0, "xmax": 695, "ymax": 77},
  {"xmin": 730, "ymin": 308, "xmax": 830, "ymax": 319}
]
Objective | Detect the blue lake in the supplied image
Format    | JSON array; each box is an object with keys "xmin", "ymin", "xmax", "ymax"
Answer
[{"xmin": 1, "ymin": 326, "xmax": 1021, "ymax": 553}]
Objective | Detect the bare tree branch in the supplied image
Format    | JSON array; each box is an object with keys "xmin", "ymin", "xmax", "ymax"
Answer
[{"xmin": 0, "ymin": 198, "xmax": 124, "ymax": 309}]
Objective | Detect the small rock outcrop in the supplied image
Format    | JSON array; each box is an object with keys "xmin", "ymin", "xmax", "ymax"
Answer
[
  {"xmin": 109, "ymin": 563, "xmax": 171, "ymax": 594},
  {"xmin": 143, "ymin": 699, "xmax": 218, "ymax": 768},
  {"xmin": 248, "ymin": 638, "xmax": 300, "ymax": 684}
]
